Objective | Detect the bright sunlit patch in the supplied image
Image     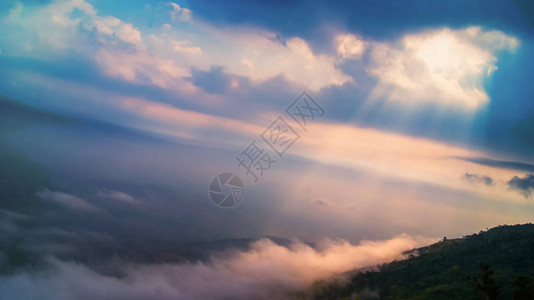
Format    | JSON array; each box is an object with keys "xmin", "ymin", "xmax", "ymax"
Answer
[{"xmin": 368, "ymin": 27, "xmax": 519, "ymax": 109}]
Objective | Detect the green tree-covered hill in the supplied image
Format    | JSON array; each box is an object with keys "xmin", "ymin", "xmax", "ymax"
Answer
[{"xmin": 306, "ymin": 224, "xmax": 534, "ymax": 300}]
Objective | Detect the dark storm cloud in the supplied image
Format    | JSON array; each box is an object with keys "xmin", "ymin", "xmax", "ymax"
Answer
[
  {"xmin": 508, "ymin": 174, "xmax": 534, "ymax": 198},
  {"xmin": 455, "ymin": 157, "xmax": 534, "ymax": 173},
  {"xmin": 462, "ymin": 173, "xmax": 495, "ymax": 186},
  {"xmin": 187, "ymin": 0, "xmax": 534, "ymax": 46}
]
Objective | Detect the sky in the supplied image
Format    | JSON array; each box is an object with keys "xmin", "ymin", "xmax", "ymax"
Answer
[{"xmin": 0, "ymin": 0, "xmax": 534, "ymax": 299}]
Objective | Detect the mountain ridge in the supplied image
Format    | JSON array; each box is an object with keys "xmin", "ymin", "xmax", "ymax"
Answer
[{"xmin": 304, "ymin": 223, "xmax": 534, "ymax": 300}]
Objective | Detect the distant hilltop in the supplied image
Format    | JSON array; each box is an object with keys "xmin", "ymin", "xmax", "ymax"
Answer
[{"xmin": 304, "ymin": 224, "xmax": 534, "ymax": 300}]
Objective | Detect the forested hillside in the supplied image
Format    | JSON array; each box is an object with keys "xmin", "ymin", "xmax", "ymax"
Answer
[{"xmin": 306, "ymin": 224, "xmax": 534, "ymax": 300}]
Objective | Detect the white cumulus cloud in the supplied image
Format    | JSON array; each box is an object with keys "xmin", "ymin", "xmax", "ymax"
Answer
[{"xmin": 367, "ymin": 26, "xmax": 519, "ymax": 109}]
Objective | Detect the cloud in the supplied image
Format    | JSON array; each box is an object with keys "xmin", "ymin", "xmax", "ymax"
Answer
[
  {"xmin": 170, "ymin": 2, "xmax": 192, "ymax": 22},
  {"xmin": 97, "ymin": 190, "xmax": 140, "ymax": 205},
  {"xmin": 0, "ymin": 0, "xmax": 352, "ymax": 92},
  {"xmin": 0, "ymin": 0, "xmax": 96, "ymax": 55},
  {"xmin": 93, "ymin": 16, "xmax": 121, "ymax": 35},
  {"xmin": 368, "ymin": 27, "xmax": 519, "ymax": 109},
  {"xmin": 0, "ymin": 209, "xmax": 28, "ymax": 222},
  {"xmin": 455, "ymin": 157, "xmax": 534, "ymax": 173},
  {"xmin": 190, "ymin": 66, "xmax": 232, "ymax": 94},
  {"xmin": 95, "ymin": 49, "xmax": 191, "ymax": 88},
  {"xmin": 209, "ymin": 33, "xmax": 352, "ymax": 90},
  {"xmin": 508, "ymin": 174, "xmax": 534, "ymax": 198},
  {"xmin": 180, "ymin": 8, "xmax": 192, "ymax": 22},
  {"xmin": 170, "ymin": 2, "xmax": 181, "ymax": 13},
  {"xmin": 462, "ymin": 172, "xmax": 494, "ymax": 186},
  {"xmin": 116, "ymin": 96, "xmax": 264, "ymax": 141},
  {"xmin": 0, "ymin": 235, "xmax": 434, "ymax": 300},
  {"xmin": 94, "ymin": 16, "xmax": 142, "ymax": 46},
  {"xmin": 185, "ymin": 0, "xmax": 534, "ymax": 47},
  {"xmin": 0, "ymin": 209, "xmax": 117, "ymax": 263},
  {"xmin": 293, "ymin": 122, "xmax": 486, "ymax": 186},
  {"xmin": 278, "ymin": 120, "xmax": 533, "ymax": 203},
  {"xmin": 335, "ymin": 33, "xmax": 365, "ymax": 59},
  {"xmin": 171, "ymin": 40, "xmax": 202, "ymax": 54},
  {"xmin": 37, "ymin": 189, "xmax": 99, "ymax": 212}
]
